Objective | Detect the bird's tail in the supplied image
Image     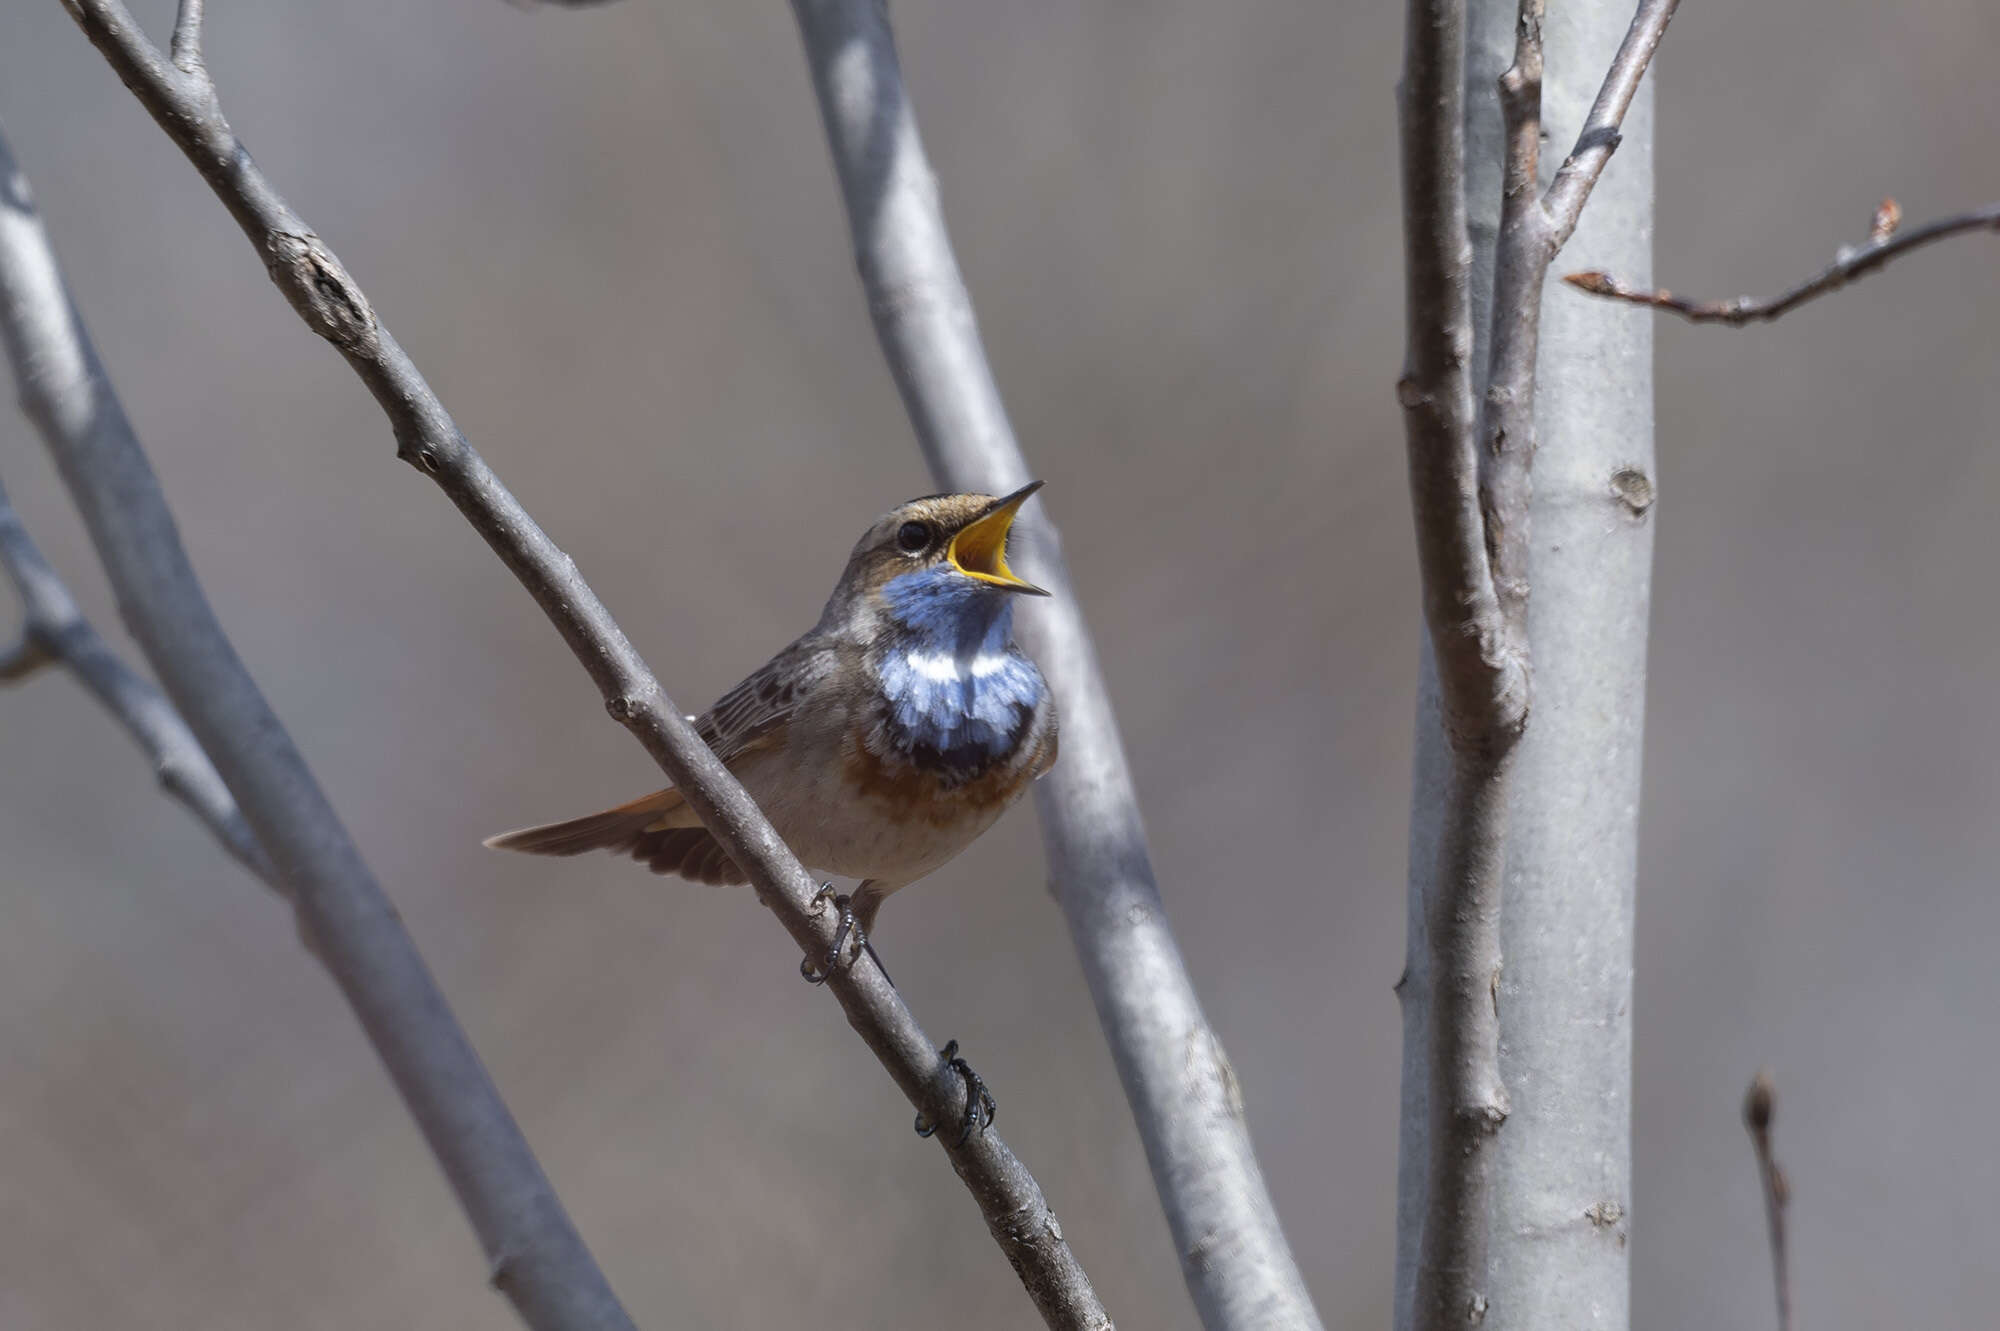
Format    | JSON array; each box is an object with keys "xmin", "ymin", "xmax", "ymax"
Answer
[{"xmin": 483, "ymin": 788, "xmax": 689, "ymax": 857}]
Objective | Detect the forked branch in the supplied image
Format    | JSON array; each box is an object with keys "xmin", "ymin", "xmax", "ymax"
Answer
[
  {"xmin": 1567, "ymin": 199, "xmax": 2000, "ymax": 325},
  {"xmin": 1483, "ymin": 0, "xmax": 1678, "ymax": 648},
  {"xmin": 57, "ymin": 4, "xmax": 1106, "ymax": 1325},
  {"xmin": 0, "ymin": 472, "xmax": 274, "ymax": 884},
  {"xmin": 1399, "ymin": 4, "xmax": 1676, "ymax": 1331},
  {"xmin": 0, "ymin": 118, "xmax": 635, "ymax": 1331}
]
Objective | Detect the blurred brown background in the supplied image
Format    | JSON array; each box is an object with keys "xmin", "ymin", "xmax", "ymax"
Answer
[{"xmin": 2, "ymin": 1, "xmax": 1997, "ymax": 1327}]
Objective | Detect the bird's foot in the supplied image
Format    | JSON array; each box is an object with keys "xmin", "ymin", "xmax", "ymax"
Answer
[
  {"xmin": 914, "ymin": 1039, "xmax": 996, "ymax": 1146},
  {"xmin": 800, "ymin": 885, "xmax": 893, "ymax": 987},
  {"xmin": 799, "ymin": 885, "xmax": 853, "ymax": 984}
]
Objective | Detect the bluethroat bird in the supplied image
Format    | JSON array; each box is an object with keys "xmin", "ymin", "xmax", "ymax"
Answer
[{"xmin": 486, "ymin": 484, "xmax": 1059, "ymax": 986}]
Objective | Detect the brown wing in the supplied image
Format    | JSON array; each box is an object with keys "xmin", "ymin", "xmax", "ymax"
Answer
[
  {"xmin": 484, "ymin": 639, "xmax": 830, "ymax": 885},
  {"xmin": 693, "ymin": 639, "xmax": 826, "ymax": 765}
]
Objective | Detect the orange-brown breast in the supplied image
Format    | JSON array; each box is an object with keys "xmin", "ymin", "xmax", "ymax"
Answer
[{"xmin": 842, "ymin": 726, "xmax": 1051, "ymax": 829}]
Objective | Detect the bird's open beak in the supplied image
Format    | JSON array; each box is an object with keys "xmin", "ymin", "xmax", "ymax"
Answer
[{"xmin": 948, "ymin": 481, "xmax": 1050, "ymax": 595}]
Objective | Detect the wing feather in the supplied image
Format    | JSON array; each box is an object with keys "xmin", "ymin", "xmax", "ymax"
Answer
[
  {"xmin": 486, "ymin": 638, "xmax": 830, "ymax": 883},
  {"xmin": 693, "ymin": 639, "xmax": 828, "ymax": 765}
]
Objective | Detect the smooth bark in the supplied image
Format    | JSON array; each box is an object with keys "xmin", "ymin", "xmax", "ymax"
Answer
[
  {"xmin": 1395, "ymin": 2, "xmax": 1665, "ymax": 1329},
  {"xmin": 0, "ymin": 470, "xmax": 274, "ymax": 884}
]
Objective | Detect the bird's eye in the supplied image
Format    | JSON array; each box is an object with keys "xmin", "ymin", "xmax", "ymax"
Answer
[{"xmin": 895, "ymin": 520, "xmax": 932, "ymax": 554}]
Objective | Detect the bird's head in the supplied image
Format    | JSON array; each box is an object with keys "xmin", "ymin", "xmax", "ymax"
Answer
[{"xmin": 822, "ymin": 483, "xmax": 1049, "ymax": 641}]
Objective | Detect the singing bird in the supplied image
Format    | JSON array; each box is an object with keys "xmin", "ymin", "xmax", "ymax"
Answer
[{"xmin": 486, "ymin": 484, "xmax": 1059, "ymax": 981}]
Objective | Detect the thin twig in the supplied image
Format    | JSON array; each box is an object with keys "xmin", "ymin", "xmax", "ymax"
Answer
[
  {"xmin": 0, "ymin": 118, "xmax": 636, "ymax": 1331},
  {"xmin": 786, "ymin": 3, "xmax": 1316, "ymax": 1328},
  {"xmin": 1743, "ymin": 1070, "xmax": 1792, "ymax": 1331},
  {"xmin": 1567, "ymin": 200, "xmax": 2000, "ymax": 325},
  {"xmin": 1401, "ymin": 4, "xmax": 1677, "ymax": 1330},
  {"xmin": 0, "ymin": 471, "xmax": 275, "ymax": 883},
  {"xmin": 1540, "ymin": 0, "xmax": 1681, "ymax": 244},
  {"xmin": 55, "ymin": 5, "xmax": 1107, "ymax": 1326}
]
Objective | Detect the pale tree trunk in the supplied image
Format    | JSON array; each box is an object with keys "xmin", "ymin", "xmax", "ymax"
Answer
[
  {"xmin": 1475, "ymin": 5, "xmax": 1653, "ymax": 1326},
  {"xmin": 1395, "ymin": 0, "xmax": 1660, "ymax": 1328}
]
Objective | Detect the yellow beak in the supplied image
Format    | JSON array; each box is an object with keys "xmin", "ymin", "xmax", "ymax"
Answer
[{"xmin": 947, "ymin": 481, "xmax": 1049, "ymax": 595}]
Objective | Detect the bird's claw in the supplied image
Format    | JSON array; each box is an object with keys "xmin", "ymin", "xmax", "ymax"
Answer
[
  {"xmin": 799, "ymin": 887, "xmax": 852, "ymax": 984},
  {"xmin": 800, "ymin": 885, "xmax": 892, "ymax": 986},
  {"xmin": 914, "ymin": 1039, "xmax": 996, "ymax": 1145}
]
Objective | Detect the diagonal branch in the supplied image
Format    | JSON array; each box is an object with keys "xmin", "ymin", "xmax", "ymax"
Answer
[
  {"xmin": 1567, "ymin": 199, "xmax": 2000, "ymax": 325},
  {"xmin": 55, "ymin": 5, "xmax": 1107, "ymax": 1327},
  {"xmin": 786, "ymin": 3, "xmax": 1322, "ymax": 1328},
  {"xmin": 0, "ymin": 470, "xmax": 275, "ymax": 883},
  {"xmin": 0, "ymin": 627, "xmax": 52, "ymax": 678},
  {"xmin": 1539, "ymin": 0, "xmax": 1681, "ymax": 246},
  {"xmin": 0, "ymin": 117, "xmax": 636, "ymax": 1331}
]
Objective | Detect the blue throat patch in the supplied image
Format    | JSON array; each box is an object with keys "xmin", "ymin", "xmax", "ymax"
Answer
[{"xmin": 876, "ymin": 568, "xmax": 1042, "ymax": 770}]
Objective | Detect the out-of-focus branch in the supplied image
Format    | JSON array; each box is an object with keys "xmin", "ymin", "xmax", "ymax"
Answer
[
  {"xmin": 0, "ymin": 118, "xmax": 636, "ymax": 1331},
  {"xmin": 57, "ymin": 6, "xmax": 1107, "ymax": 1326},
  {"xmin": 1567, "ymin": 199, "xmax": 2000, "ymax": 325},
  {"xmin": 1397, "ymin": 3, "xmax": 1674, "ymax": 1329},
  {"xmin": 1743, "ymin": 1071, "xmax": 1792, "ymax": 1331},
  {"xmin": 786, "ymin": 3, "xmax": 1319, "ymax": 1328},
  {"xmin": 0, "ymin": 471, "xmax": 274, "ymax": 884}
]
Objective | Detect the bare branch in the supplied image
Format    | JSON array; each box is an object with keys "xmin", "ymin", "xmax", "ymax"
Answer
[
  {"xmin": 0, "ymin": 629, "xmax": 52, "ymax": 679},
  {"xmin": 1400, "ymin": 4, "xmax": 1674, "ymax": 1329},
  {"xmin": 1484, "ymin": 0, "xmax": 1677, "ymax": 643},
  {"xmin": 56, "ymin": 5, "xmax": 1107, "ymax": 1325},
  {"xmin": 1396, "ymin": 3, "xmax": 1516, "ymax": 1328},
  {"xmin": 1567, "ymin": 200, "xmax": 2000, "ymax": 325},
  {"xmin": 0, "ymin": 116, "xmax": 637, "ymax": 1331},
  {"xmin": 1541, "ymin": 0, "xmax": 1682, "ymax": 246},
  {"xmin": 0, "ymin": 472, "xmax": 275, "ymax": 883},
  {"xmin": 1743, "ymin": 1071, "xmax": 1793, "ymax": 1331},
  {"xmin": 1398, "ymin": 0, "xmax": 1524, "ymax": 749},
  {"xmin": 787, "ymin": 3, "xmax": 1320, "ymax": 1328},
  {"xmin": 170, "ymin": 0, "xmax": 206, "ymax": 75},
  {"xmin": 1478, "ymin": 0, "xmax": 1547, "ymax": 655}
]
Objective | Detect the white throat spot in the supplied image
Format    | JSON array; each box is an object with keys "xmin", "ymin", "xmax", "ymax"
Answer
[{"xmin": 904, "ymin": 648, "xmax": 1010, "ymax": 682}]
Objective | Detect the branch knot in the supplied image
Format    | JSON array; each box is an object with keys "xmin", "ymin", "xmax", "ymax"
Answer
[{"xmin": 268, "ymin": 231, "xmax": 377, "ymax": 352}]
